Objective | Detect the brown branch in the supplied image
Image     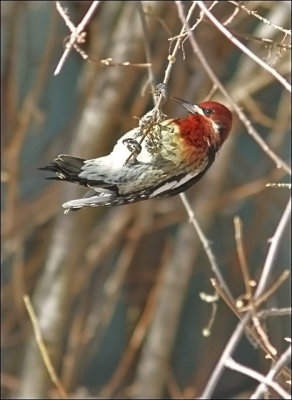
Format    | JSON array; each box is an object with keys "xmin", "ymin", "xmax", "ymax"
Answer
[
  {"xmin": 197, "ymin": 1, "xmax": 291, "ymax": 92},
  {"xmin": 228, "ymin": 1, "xmax": 291, "ymax": 36},
  {"xmin": 225, "ymin": 357, "xmax": 290, "ymax": 399},
  {"xmin": 54, "ymin": 1, "xmax": 100, "ymax": 75},
  {"xmin": 23, "ymin": 295, "xmax": 68, "ymax": 399}
]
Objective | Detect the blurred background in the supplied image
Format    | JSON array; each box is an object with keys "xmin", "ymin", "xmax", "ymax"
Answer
[{"xmin": 1, "ymin": 1, "xmax": 291, "ymax": 399}]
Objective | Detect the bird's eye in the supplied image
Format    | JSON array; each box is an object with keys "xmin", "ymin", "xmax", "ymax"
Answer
[{"xmin": 203, "ymin": 108, "xmax": 213, "ymax": 116}]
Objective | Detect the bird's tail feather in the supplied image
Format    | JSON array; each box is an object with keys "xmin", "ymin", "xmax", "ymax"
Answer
[
  {"xmin": 39, "ymin": 154, "xmax": 87, "ymax": 185},
  {"xmin": 63, "ymin": 193, "xmax": 117, "ymax": 212}
]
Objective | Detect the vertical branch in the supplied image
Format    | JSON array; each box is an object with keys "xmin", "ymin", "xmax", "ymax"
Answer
[
  {"xmin": 254, "ymin": 197, "xmax": 291, "ymax": 299},
  {"xmin": 136, "ymin": 2, "xmax": 156, "ymax": 98},
  {"xmin": 180, "ymin": 192, "xmax": 234, "ymax": 301},
  {"xmin": 234, "ymin": 216, "xmax": 253, "ymax": 299},
  {"xmin": 23, "ymin": 295, "xmax": 68, "ymax": 399}
]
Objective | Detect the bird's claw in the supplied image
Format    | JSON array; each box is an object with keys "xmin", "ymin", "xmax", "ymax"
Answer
[
  {"xmin": 122, "ymin": 138, "xmax": 142, "ymax": 159},
  {"xmin": 154, "ymin": 83, "xmax": 169, "ymax": 103}
]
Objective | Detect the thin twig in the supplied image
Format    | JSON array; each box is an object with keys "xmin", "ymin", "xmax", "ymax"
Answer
[
  {"xmin": 266, "ymin": 182, "xmax": 291, "ymax": 189},
  {"xmin": 223, "ymin": 2, "xmax": 241, "ymax": 26},
  {"xmin": 199, "ymin": 313, "xmax": 251, "ymax": 399},
  {"xmin": 212, "ymin": 277, "xmax": 277, "ymax": 356},
  {"xmin": 233, "ymin": 216, "xmax": 253, "ymax": 300},
  {"xmin": 254, "ymin": 198, "xmax": 291, "ymax": 298},
  {"xmin": 54, "ymin": 1, "xmax": 100, "ymax": 75},
  {"xmin": 250, "ymin": 314, "xmax": 277, "ymax": 357},
  {"xmin": 225, "ymin": 357, "xmax": 291, "ymax": 399},
  {"xmin": 170, "ymin": 6, "xmax": 291, "ymax": 49},
  {"xmin": 157, "ymin": 1, "xmax": 198, "ymax": 110},
  {"xmin": 91, "ymin": 56, "xmax": 152, "ymax": 68},
  {"xmin": 232, "ymin": 215, "xmax": 278, "ymax": 356},
  {"xmin": 137, "ymin": 2, "xmax": 156, "ymax": 96},
  {"xmin": 55, "ymin": 1, "xmax": 75, "ymax": 31},
  {"xmin": 180, "ymin": 192, "xmax": 234, "ymax": 301},
  {"xmin": 169, "ymin": 1, "xmax": 218, "ymax": 42},
  {"xmin": 229, "ymin": 28, "xmax": 291, "ymax": 50},
  {"xmin": 201, "ymin": 301, "xmax": 218, "ymax": 337},
  {"xmin": 257, "ymin": 307, "xmax": 291, "ymax": 319},
  {"xmin": 210, "ymin": 278, "xmax": 241, "ymax": 320},
  {"xmin": 228, "ymin": 1, "xmax": 291, "ymax": 36},
  {"xmin": 239, "ymin": 270, "xmax": 290, "ymax": 311},
  {"xmin": 197, "ymin": 1, "xmax": 291, "ymax": 93},
  {"xmin": 23, "ymin": 295, "xmax": 68, "ymax": 399},
  {"xmin": 251, "ymin": 345, "xmax": 292, "ymax": 399}
]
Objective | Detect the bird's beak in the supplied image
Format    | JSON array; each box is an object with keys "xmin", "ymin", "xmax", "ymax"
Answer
[{"xmin": 172, "ymin": 96, "xmax": 202, "ymax": 115}]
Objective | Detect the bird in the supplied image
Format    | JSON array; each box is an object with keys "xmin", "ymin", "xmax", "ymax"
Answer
[{"xmin": 39, "ymin": 97, "xmax": 232, "ymax": 212}]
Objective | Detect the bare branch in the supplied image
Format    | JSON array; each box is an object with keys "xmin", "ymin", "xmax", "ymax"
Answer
[
  {"xmin": 137, "ymin": 2, "xmax": 157, "ymax": 97},
  {"xmin": 180, "ymin": 192, "xmax": 234, "ymax": 301},
  {"xmin": 225, "ymin": 357, "xmax": 291, "ymax": 399},
  {"xmin": 251, "ymin": 345, "xmax": 292, "ymax": 399},
  {"xmin": 228, "ymin": 1, "xmax": 291, "ymax": 36},
  {"xmin": 199, "ymin": 313, "xmax": 251, "ymax": 399},
  {"xmin": 257, "ymin": 307, "xmax": 291, "ymax": 319},
  {"xmin": 23, "ymin": 295, "xmax": 68, "ymax": 399},
  {"xmin": 234, "ymin": 216, "xmax": 253, "ymax": 300},
  {"xmin": 197, "ymin": 1, "xmax": 291, "ymax": 93},
  {"xmin": 254, "ymin": 197, "xmax": 291, "ymax": 298},
  {"xmin": 54, "ymin": 1, "xmax": 100, "ymax": 75}
]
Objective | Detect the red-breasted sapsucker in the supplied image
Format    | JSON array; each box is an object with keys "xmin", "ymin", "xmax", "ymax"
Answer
[{"xmin": 40, "ymin": 98, "xmax": 232, "ymax": 211}]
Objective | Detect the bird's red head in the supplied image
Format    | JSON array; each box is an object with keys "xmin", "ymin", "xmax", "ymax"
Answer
[
  {"xmin": 173, "ymin": 97, "xmax": 232, "ymax": 144},
  {"xmin": 198, "ymin": 101, "xmax": 232, "ymax": 143}
]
